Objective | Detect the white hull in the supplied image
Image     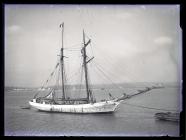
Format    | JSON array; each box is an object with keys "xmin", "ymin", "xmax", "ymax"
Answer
[{"xmin": 29, "ymin": 100, "xmax": 120, "ymax": 113}]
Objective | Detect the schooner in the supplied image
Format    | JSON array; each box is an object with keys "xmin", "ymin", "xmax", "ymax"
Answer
[{"xmin": 29, "ymin": 23, "xmax": 162, "ymax": 113}]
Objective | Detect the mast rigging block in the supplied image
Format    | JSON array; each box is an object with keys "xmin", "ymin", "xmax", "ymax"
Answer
[
  {"xmin": 86, "ymin": 57, "xmax": 94, "ymax": 64},
  {"xmin": 84, "ymin": 39, "xmax": 91, "ymax": 48}
]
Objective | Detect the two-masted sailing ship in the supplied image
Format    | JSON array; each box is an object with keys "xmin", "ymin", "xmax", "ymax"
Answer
[{"xmin": 29, "ymin": 23, "xmax": 163, "ymax": 113}]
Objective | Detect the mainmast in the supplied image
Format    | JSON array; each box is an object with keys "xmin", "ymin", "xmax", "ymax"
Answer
[
  {"xmin": 82, "ymin": 30, "xmax": 94, "ymax": 103},
  {"xmin": 60, "ymin": 23, "xmax": 66, "ymax": 100}
]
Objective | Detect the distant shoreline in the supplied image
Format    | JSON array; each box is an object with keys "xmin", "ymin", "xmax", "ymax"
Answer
[{"xmin": 5, "ymin": 82, "xmax": 181, "ymax": 91}]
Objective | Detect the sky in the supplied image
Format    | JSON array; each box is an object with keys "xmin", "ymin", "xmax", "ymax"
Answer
[{"xmin": 5, "ymin": 4, "xmax": 181, "ymax": 87}]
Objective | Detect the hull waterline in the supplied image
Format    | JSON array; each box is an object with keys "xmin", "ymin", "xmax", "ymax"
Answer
[{"xmin": 29, "ymin": 100, "xmax": 120, "ymax": 113}]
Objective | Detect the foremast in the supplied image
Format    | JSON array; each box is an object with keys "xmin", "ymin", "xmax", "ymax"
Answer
[{"xmin": 60, "ymin": 23, "xmax": 66, "ymax": 99}]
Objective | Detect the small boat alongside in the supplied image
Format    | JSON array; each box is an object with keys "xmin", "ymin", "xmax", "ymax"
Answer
[
  {"xmin": 154, "ymin": 112, "xmax": 180, "ymax": 122},
  {"xmin": 20, "ymin": 105, "xmax": 30, "ymax": 109}
]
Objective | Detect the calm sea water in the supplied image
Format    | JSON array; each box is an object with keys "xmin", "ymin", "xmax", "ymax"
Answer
[{"xmin": 5, "ymin": 85, "xmax": 181, "ymax": 136}]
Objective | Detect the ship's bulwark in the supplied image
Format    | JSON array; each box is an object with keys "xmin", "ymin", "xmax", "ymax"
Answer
[{"xmin": 29, "ymin": 100, "xmax": 120, "ymax": 113}]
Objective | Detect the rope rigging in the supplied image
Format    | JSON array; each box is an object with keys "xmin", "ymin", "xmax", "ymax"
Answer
[
  {"xmin": 33, "ymin": 62, "xmax": 60, "ymax": 98},
  {"xmin": 36, "ymin": 62, "xmax": 60, "ymax": 100},
  {"xmin": 54, "ymin": 63, "xmax": 61, "ymax": 97},
  {"xmin": 121, "ymin": 102, "xmax": 179, "ymax": 112},
  {"xmin": 92, "ymin": 61, "xmax": 126, "ymax": 93},
  {"xmin": 65, "ymin": 66, "xmax": 82, "ymax": 82},
  {"xmin": 88, "ymin": 37, "xmax": 126, "ymax": 93},
  {"xmin": 77, "ymin": 63, "xmax": 84, "ymax": 97},
  {"xmin": 89, "ymin": 62, "xmax": 112, "ymax": 94},
  {"xmin": 86, "ymin": 63, "xmax": 96, "ymax": 102},
  {"xmin": 63, "ymin": 43, "xmax": 82, "ymax": 51},
  {"xmin": 90, "ymin": 41, "xmax": 141, "ymax": 82}
]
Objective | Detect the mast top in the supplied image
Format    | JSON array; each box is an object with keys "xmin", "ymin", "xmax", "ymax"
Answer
[
  {"xmin": 60, "ymin": 22, "xmax": 64, "ymax": 50},
  {"xmin": 60, "ymin": 22, "xmax": 64, "ymax": 28}
]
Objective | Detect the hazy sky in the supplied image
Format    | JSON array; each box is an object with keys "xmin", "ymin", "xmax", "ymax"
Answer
[{"xmin": 5, "ymin": 4, "xmax": 181, "ymax": 87}]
